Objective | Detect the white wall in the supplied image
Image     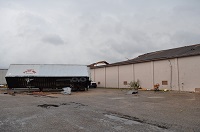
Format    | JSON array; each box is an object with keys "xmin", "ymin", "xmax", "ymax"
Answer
[
  {"xmin": 178, "ymin": 56, "xmax": 200, "ymax": 91},
  {"xmin": 134, "ymin": 62, "xmax": 153, "ymax": 89},
  {"xmin": 106, "ymin": 66, "xmax": 118, "ymax": 88},
  {"xmin": 119, "ymin": 65, "xmax": 134, "ymax": 88},
  {"xmin": 154, "ymin": 59, "xmax": 177, "ymax": 90},
  {"xmin": 0, "ymin": 69, "xmax": 7, "ymax": 84},
  {"xmin": 93, "ymin": 68, "xmax": 106, "ymax": 87},
  {"xmin": 90, "ymin": 55, "xmax": 200, "ymax": 91}
]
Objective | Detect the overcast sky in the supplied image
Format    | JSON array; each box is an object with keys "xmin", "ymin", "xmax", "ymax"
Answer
[{"xmin": 0, "ymin": 0, "xmax": 200, "ymax": 68}]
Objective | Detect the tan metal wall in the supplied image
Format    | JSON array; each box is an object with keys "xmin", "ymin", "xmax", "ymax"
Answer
[
  {"xmin": 106, "ymin": 66, "xmax": 118, "ymax": 88},
  {"xmin": 134, "ymin": 62, "xmax": 153, "ymax": 89},
  {"xmin": 90, "ymin": 55, "xmax": 200, "ymax": 91},
  {"xmin": 119, "ymin": 64, "xmax": 134, "ymax": 88},
  {"xmin": 154, "ymin": 59, "xmax": 175, "ymax": 90},
  {"xmin": 178, "ymin": 56, "xmax": 200, "ymax": 91},
  {"xmin": 93, "ymin": 67, "xmax": 106, "ymax": 87}
]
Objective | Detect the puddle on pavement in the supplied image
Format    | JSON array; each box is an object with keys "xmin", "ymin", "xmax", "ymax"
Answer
[
  {"xmin": 61, "ymin": 102, "xmax": 88, "ymax": 107},
  {"xmin": 38, "ymin": 102, "xmax": 87, "ymax": 109},
  {"xmin": 104, "ymin": 112, "xmax": 168, "ymax": 130},
  {"xmin": 105, "ymin": 114, "xmax": 141, "ymax": 125},
  {"xmin": 37, "ymin": 104, "xmax": 59, "ymax": 108}
]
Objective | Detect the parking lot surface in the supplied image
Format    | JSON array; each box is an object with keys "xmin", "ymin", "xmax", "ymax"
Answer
[{"xmin": 0, "ymin": 88, "xmax": 200, "ymax": 132}]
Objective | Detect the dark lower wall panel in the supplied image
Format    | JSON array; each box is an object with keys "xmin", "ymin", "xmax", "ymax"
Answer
[{"xmin": 6, "ymin": 77, "xmax": 90, "ymax": 91}]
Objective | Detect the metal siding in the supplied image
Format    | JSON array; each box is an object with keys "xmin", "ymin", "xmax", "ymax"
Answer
[
  {"xmin": 105, "ymin": 66, "xmax": 118, "ymax": 88},
  {"xmin": 6, "ymin": 64, "xmax": 89, "ymax": 77},
  {"xmin": 6, "ymin": 76, "xmax": 90, "ymax": 91},
  {"xmin": 154, "ymin": 60, "xmax": 172, "ymax": 90},
  {"xmin": 119, "ymin": 65, "xmax": 134, "ymax": 88},
  {"xmin": 0, "ymin": 69, "xmax": 7, "ymax": 84},
  {"xmin": 178, "ymin": 56, "xmax": 200, "ymax": 91},
  {"xmin": 94, "ymin": 68, "xmax": 106, "ymax": 88},
  {"xmin": 134, "ymin": 62, "xmax": 153, "ymax": 89}
]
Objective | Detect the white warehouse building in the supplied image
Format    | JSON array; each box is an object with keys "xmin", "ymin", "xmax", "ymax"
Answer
[{"xmin": 90, "ymin": 44, "xmax": 200, "ymax": 92}]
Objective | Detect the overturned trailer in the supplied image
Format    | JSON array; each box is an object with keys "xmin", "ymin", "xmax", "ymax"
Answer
[{"xmin": 6, "ymin": 64, "xmax": 90, "ymax": 91}]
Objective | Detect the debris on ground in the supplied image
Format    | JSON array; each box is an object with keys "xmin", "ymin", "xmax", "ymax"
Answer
[
  {"xmin": 163, "ymin": 89, "xmax": 168, "ymax": 92},
  {"xmin": 126, "ymin": 90, "xmax": 138, "ymax": 95},
  {"xmin": 61, "ymin": 87, "xmax": 71, "ymax": 95}
]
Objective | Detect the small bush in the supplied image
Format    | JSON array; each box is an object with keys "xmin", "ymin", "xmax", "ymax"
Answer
[{"xmin": 129, "ymin": 80, "xmax": 140, "ymax": 90}]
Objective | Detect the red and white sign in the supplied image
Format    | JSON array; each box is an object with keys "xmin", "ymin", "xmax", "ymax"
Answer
[{"xmin": 23, "ymin": 69, "xmax": 36, "ymax": 74}]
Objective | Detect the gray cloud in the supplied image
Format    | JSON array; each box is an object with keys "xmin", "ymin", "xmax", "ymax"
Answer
[
  {"xmin": 0, "ymin": 0, "xmax": 200, "ymax": 68},
  {"xmin": 42, "ymin": 34, "xmax": 64, "ymax": 45}
]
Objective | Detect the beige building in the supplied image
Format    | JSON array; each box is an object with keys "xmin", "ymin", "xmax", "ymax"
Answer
[{"xmin": 90, "ymin": 44, "xmax": 200, "ymax": 92}]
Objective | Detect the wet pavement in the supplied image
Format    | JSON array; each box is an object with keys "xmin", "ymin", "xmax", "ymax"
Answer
[{"xmin": 0, "ymin": 88, "xmax": 200, "ymax": 132}]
